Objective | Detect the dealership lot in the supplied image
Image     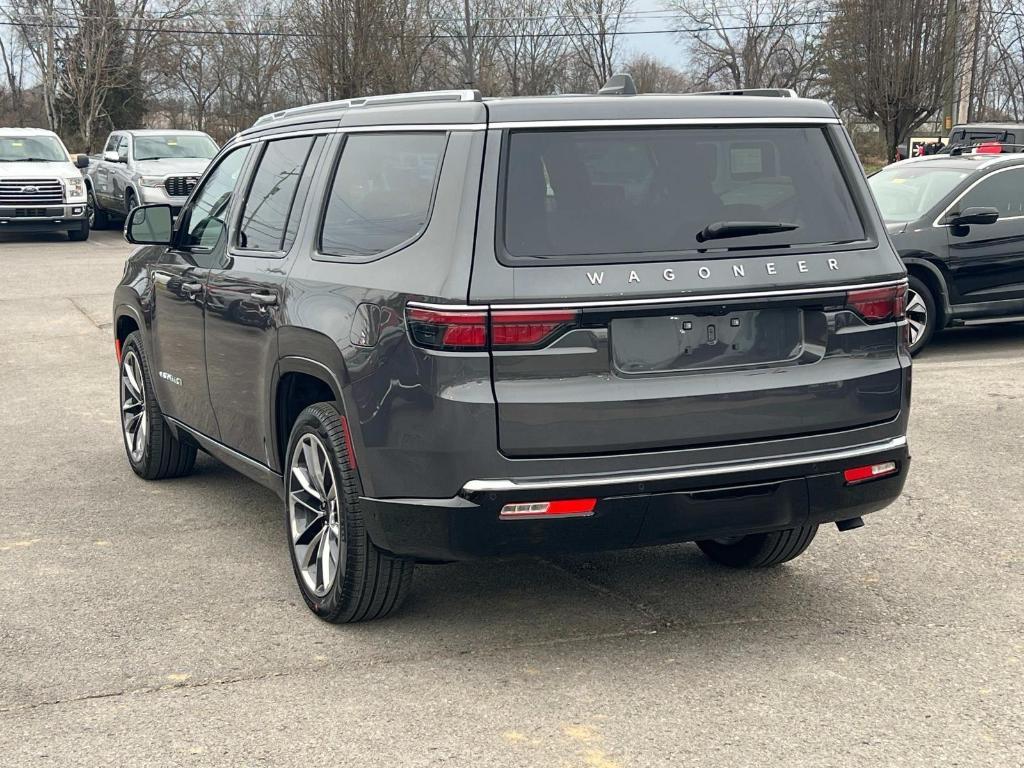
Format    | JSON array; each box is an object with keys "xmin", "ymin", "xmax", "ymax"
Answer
[{"xmin": 0, "ymin": 232, "xmax": 1021, "ymax": 767}]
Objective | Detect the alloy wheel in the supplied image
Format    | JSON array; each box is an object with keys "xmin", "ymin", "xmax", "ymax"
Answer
[
  {"xmin": 87, "ymin": 192, "xmax": 96, "ymax": 228},
  {"xmin": 288, "ymin": 433, "xmax": 343, "ymax": 597},
  {"xmin": 905, "ymin": 288, "xmax": 929, "ymax": 349},
  {"xmin": 120, "ymin": 350, "xmax": 148, "ymax": 463}
]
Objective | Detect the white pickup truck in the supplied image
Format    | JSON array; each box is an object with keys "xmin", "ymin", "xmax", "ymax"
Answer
[
  {"xmin": 85, "ymin": 129, "xmax": 218, "ymax": 229},
  {"xmin": 0, "ymin": 128, "xmax": 90, "ymax": 241}
]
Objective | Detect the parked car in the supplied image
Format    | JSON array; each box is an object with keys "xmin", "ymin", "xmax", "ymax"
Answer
[
  {"xmin": 113, "ymin": 79, "xmax": 911, "ymax": 622},
  {"xmin": 85, "ymin": 129, "xmax": 218, "ymax": 229},
  {"xmin": 0, "ymin": 127, "xmax": 90, "ymax": 241},
  {"xmin": 943, "ymin": 122, "xmax": 1024, "ymax": 154},
  {"xmin": 868, "ymin": 151, "xmax": 1024, "ymax": 353}
]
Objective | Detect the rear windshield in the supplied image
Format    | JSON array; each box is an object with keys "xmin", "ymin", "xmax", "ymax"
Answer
[{"xmin": 501, "ymin": 126, "xmax": 865, "ymax": 262}]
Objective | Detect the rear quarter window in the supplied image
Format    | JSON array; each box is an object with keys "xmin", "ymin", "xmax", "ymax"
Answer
[
  {"xmin": 319, "ymin": 132, "xmax": 447, "ymax": 259},
  {"xmin": 500, "ymin": 126, "xmax": 866, "ymax": 263}
]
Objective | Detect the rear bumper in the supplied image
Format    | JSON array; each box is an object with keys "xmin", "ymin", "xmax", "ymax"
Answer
[{"xmin": 360, "ymin": 436, "xmax": 909, "ymax": 560}]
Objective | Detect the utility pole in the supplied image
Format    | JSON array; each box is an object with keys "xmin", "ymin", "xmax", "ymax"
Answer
[
  {"xmin": 463, "ymin": 0, "xmax": 475, "ymax": 88},
  {"xmin": 942, "ymin": 0, "xmax": 959, "ymax": 132}
]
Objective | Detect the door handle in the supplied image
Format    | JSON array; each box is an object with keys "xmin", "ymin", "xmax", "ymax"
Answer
[{"xmin": 249, "ymin": 292, "xmax": 278, "ymax": 306}]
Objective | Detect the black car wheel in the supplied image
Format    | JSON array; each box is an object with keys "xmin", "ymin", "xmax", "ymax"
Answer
[
  {"xmin": 68, "ymin": 221, "xmax": 90, "ymax": 241},
  {"xmin": 87, "ymin": 187, "xmax": 109, "ymax": 230},
  {"xmin": 285, "ymin": 402, "xmax": 413, "ymax": 623},
  {"xmin": 697, "ymin": 524, "xmax": 818, "ymax": 568},
  {"xmin": 906, "ymin": 275, "xmax": 937, "ymax": 355},
  {"xmin": 119, "ymin": 331, "xmax": 197, "ymax": 480},
  {"xmin": 125, "ymin": 189, "xmax": 138, "ymax": 215}
]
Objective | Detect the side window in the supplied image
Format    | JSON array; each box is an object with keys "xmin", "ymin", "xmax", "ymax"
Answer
[
  {"xmin": 320, "ymin": 132, "xmax": 446, "ymax": 258},
  {"xmin": 959, "ymin": 169, "xmax": 1024, "ymax": 219},
  {"xmin": 179, "ymin": 146, "xmax": 251, "ymax": 265},
  {"xmin": 237, "ymin": 136, "xmax": 315, "ymax": 253},
  {"xmin": 104, "ymin": 134, "xmax": 119, "ymax": 153},
  {"xmin": 116, "ymin": 136, "xmax": 129, "ymax": 162}
]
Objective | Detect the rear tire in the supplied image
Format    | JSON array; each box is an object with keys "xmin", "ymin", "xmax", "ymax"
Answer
[
  {"xmin": 285, "ymin": 402, "xmax": 413, "ymax": 623},
  {"xmin": 906, "ymin": 275, "xmax": 937, "ymax": 356},
  {"xmin": 119, "ymin": 331, "xmax": 196, "ymax": 480},
  {"xmin": 68, "ymin": 222, "xmax": 89, "ymax": 241},
  {"xmin": 697, "ymin": 525, "xmax": 818, "ymax": 568}
]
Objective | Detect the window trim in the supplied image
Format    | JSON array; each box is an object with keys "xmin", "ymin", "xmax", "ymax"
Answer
[
  {"xmin": 494, "ymin": 125, "xmax": 875, "ymax": 268},
  {"xmin": 932, "ymin": 164, "xmax": 1024, "ymax": 227},
  {"xmin": 312, "ymin": 130, "xmax": 450, "ymax": 264},
  {"xmin": 173, "ymin": 143, "xmax": 253, "ymax": 254},
  {"xmin": 231, "ymin": 135, "xmax": 319, "ymax": 259}
]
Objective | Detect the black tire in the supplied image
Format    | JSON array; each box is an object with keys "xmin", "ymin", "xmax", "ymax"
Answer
[
  {"xmin": 697, "ymin": 524, "xmax": 818, "ymax": 568},
  {"xmin": 284, "ymin": 402, "xmax": 413, "ymax": 623},
  {"xmin": 118, "ymin": 331, "xmax": 196, "ymax": 480},
  {"xmin": 125, "ymin": 189, "xmax": 138, "ymax": 215},
  {"xmin": 87, "ymin": 187, "xmax": 109, "ymax": 230},
  {"xmin": 68, "ymin": 221, "xmax": 89, "ymax": 241},
  {"xmin": 906, "ymin": 275, "xmax": 938, "ymax": 356}
]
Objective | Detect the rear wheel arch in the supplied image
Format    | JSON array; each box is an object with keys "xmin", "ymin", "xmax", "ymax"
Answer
[
  {"xmin": 115, "ymin": 305, "xmax": 142, "ymax": 347},
  {"xmin": 273, "ymin": 357, "xmax": 350, "ymax": 475}
]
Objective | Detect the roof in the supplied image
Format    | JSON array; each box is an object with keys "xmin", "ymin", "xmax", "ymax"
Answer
[
  {"xmin": 240, "ymin": 88, "xmax": 838, "ymax": 139},
  {"xmin": 0, "ymin": 127, "xmax": 61, "ymax": 138},
  {"xmin": 120, "ymin": 129, "xmax": 212, "ymax": 137},
  {"xmin": 883, "ymin": 152, "xmax": 1024, "ymax": 172},
  {"xmin": 950, "ymin": 122, "xmax": 1024, "ymax": 132}
]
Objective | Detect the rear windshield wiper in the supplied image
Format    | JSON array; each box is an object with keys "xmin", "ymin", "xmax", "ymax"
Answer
[{"xmin": 697, "ymin": 221, "xmax": 800, "ymax": 243}]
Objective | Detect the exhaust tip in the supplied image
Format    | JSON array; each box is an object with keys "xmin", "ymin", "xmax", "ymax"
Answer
[{"xmin": 835, "ymin": 516, "xmax": 865, "ymax": 532}]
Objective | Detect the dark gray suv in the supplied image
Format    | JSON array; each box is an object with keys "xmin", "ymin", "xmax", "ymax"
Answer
[{"xmin": 113, "ymin": 83, "xmax": 911, "ymax": 622}]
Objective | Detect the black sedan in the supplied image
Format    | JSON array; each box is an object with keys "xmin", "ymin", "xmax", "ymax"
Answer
[{"xmin": 869, "ymin": 151, "xmax": 1024, "ymax": 353}]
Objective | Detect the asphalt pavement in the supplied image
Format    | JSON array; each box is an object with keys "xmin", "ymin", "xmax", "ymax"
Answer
[{"xmin": 1, "ymin": 230, "xmax": 1021, "ymax": 767}]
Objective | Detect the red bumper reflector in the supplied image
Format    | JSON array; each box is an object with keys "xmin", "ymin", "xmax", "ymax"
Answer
[
  {"xmin": 843, "ymin": 461, "xmax": 897, "ymax": 485},
  {"xmin": 499, "ymin": 498, "xmax": 597, "ymax": 520},
  {"xmin": 114, "ymin": 337, "xmax": 122, "ymax": 363}
]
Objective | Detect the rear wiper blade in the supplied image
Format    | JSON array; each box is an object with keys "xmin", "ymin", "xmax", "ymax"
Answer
[{"xmin": 697, "ymin": 220, "xmax": 799, "ymax": 243}]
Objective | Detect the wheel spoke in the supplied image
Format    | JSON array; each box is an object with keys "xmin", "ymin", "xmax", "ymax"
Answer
[
  {"xmin": 291, "ymin": 465, "xmax": 321, "ymax": 501},
  {"xmin": 124, "ymin": 360, "xmax": 142, "ymax": 400},
  {"xmin": 302, "ymin": 527, "xmax": 325, "ymax": 570},
  {"xmin": 318, "ymin": 529, "xmax": 331, "ymax": 590},
  {"xmin": 304, "ymin": 439, "xmax": 326, "ymax": 495},
  {"xmin": 906, "ymin": 294, "xmax": 926, "ymax": 314},
  {"xmin": 294, "ymin": 506, "xmax": 326, "ymax": 546}
]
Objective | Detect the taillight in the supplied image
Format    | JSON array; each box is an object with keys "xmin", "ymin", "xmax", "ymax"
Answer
[
  {"xmin": 499, "ymin": 498, "xmax": 597, "ymax": 519},
  {"xmin": 406, "ymin": 305, "xmax": 579, "ymax": 351},
  {"xmin": 976, "ymin": 142, "xmax": 1003, "ymax": 154},
  {"xmin": 491, "ymin": 309, "xmax": 578, "ymax": 349},
  {"xmin": 843, "ymin": 461, "xmax": 898, "ymax": 485},
  {"xmin": 846, "ymin": 285, "xmax": 906, "ymax": 322},
  {"xmin": 406, "ymin": 307, "xmax": 488, "ymax": 351}
]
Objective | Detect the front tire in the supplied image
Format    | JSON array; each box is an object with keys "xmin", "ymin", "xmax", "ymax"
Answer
[
  {"xmin": 285, "ymin": 402, "xmax": 413, "ymax": 623},
  {"xmin": 906, "ymin": 275, "xmax": 937, "ymax": 355},
  {"xmin": 87, "ymin": 187, "xmax": 109, "ymax": 230},
  {"xmin": 68, "ymin": 221, "xmax": 89, "ymax": 241},
  {"xmin": 119, "ymin": 331, "xmax": 196, "ymax": 480},
  {"xmin": 697, "ymin": 525, "xmax": 818, "ymax": 568}
]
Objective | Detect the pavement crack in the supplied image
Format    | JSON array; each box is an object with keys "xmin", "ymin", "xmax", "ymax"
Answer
[
  {"xmin": 66, "ymin": 296, "xmax": 106, "ymax": 331},
  {"xmin": 537, "ymin": 557, "xmax": 671, "ymax": 628}
]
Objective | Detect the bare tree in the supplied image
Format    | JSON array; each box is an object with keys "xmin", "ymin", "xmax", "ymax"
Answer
[
  {"xmin": 669, "ymin": 0, "xmax": 826, "ymax": 93},
  {"xmin": 561, "ymin": 0, "xmax": 631, "ymax": 90},
  {"xmin": 493, "ymin": 0, "xmax": 571, "ymax": 95},
  {"xmin": 825, "ymin": 0, "xmax": 959, "ymax": 162},
  {"xmin": 621, "ymin": 52, "xmax": 692, "ymax": 93}
]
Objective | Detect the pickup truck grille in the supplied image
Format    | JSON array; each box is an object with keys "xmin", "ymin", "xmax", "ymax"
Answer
[
  {"xmin": 0, "ymin": 178, "xmax": 64, "ymax": 205},
  {"xmin": 164, "ymin": 175, "xmax": 199, "ymax": 197}
]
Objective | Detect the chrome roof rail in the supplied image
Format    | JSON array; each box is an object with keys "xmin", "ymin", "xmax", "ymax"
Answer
[
  {"xmin": 253, "ymin": 90, "xmax": 482, "ymax": 127},
  {"xmin": 688, "ymin": 88, "xmax": 799, "ymax": 98}
]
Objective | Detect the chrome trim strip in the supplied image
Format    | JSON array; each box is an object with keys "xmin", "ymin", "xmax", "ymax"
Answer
[
  {"xmin": 233, "ymin": 124, "xmax": 485, "ymax": 147},
  {"xmin": 407, "ymin": 279, "xmax": 907, "ymax": 312},
  {"xmin": 165, "ymin": 416, "xmax": 275, "ymax": 475},
  {"xmin": 489, "ymin": 117, "xmax": 841, "ymax": 130},
  {"xmin": 461, "ymin": 436, "xmax": 909, "ymax": 494}
]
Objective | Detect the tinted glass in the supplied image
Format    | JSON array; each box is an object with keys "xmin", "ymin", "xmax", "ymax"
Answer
[
  {"xmin": 238, "ymin": 137, "xmax": 315, "ymax": 252},
  {"xmin": 134, "ymin": 134, "xmax": 218, "ymax": 161},
  {"xmin": 502, "ymin": 127, "xmax": 865, "ymax": 260},
  {"xmin": 869, "ymin": 166, "xmax": 971, "ymax": 223},
  {"xmin": 959, "ymin": 168, "xmax": 1024, "ymax": 218},
  {"xmin": 180, "ymin": 146, "xmax": 251, "ymax": 261},
  {"xmin": 320, "ymin": 133, "xmax": 446, "ymax": 258}
]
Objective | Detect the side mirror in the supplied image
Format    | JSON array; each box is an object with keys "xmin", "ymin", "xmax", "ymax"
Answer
[
  {"xmin": 75, "ymin": 154, "xmax": 90, "ymax": 169},
  {"xmin": 949, "ymin": 206, "xmax": 1000, "ymax": 227},
  {"xmin": 103, "ymin": 150, "xmax": 120, "ymax": 163},
  {"xmin": 125, "ymin": 204, "xmax": 173, "ymax": 246}
]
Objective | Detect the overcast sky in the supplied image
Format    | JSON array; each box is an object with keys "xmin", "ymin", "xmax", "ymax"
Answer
[{"xmin": 625, "ymin": 0, "xmax": 688, "ymax": 69}]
